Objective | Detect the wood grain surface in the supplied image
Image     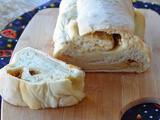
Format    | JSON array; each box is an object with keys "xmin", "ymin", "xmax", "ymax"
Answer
[{"xmin": 1, "ymin": 8, "xmax": 160, "ymax": 120}]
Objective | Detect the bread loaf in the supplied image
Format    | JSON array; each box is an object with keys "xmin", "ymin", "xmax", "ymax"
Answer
[{"xmin": 53, "ymin": 0, "xmax": 151, "ymax": 73}]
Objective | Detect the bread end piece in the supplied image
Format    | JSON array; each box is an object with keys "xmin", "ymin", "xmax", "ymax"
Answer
[{"xmin": 0, "ymin": 47, "xmax": 85, "ymax": 109}]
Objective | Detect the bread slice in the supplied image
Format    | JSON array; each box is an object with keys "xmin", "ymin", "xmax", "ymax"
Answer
[
  {"xmin": 0, "ymin": 47, "xmax": 85, "ymax": 109},
  {"xmin": 53, "ymin": 0, "xmax": 151, "ymax": 73}
]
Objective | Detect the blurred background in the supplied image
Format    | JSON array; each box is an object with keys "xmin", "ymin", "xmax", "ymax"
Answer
[{"xmin": 0, "ymin": 0, "xmax": 47, "ymax": 29}]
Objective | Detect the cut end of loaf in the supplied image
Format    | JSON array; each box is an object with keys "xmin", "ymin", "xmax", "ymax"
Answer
[{"xmin": 53, "ymin": 32, "xmax": 151, "ymax": 73}]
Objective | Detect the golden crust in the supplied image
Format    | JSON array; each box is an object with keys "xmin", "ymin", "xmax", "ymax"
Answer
[{"xmin": 134, "ymin": 9, "xmax": 146, "ymax": 40}]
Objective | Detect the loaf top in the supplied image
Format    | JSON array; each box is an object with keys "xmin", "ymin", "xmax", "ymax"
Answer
[{"xmin": 59, "ymin": 0, "xmax": 134, "ymax": 36}]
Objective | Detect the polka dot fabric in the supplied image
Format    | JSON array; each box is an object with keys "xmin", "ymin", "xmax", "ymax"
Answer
[
  {"xmin": 0, "ymin": 1, "xmax": 160, "ymax": 120},
  {"xmin": 122, "ymin": 103, "xmax": 160, "ymax": 120}
]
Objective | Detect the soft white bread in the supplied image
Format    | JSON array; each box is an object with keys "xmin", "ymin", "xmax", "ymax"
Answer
[
  {"xmin": 53, "ymin": 0, "xmax": 151, "ymax": 73},
  {"xmin": 0, "ymin": 47, "xmax": 85, "ymax": 109}
]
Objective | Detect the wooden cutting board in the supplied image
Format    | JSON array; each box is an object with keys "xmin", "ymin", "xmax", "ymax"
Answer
[{"xmin": 1, "ymin": 8, "xmax": 160, "ymax": 120}]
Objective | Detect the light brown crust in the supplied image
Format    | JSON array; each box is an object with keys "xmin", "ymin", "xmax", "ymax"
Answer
[{"xmin": 134, "ymin": 9, "xmax": 146, "ymax": 40}]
